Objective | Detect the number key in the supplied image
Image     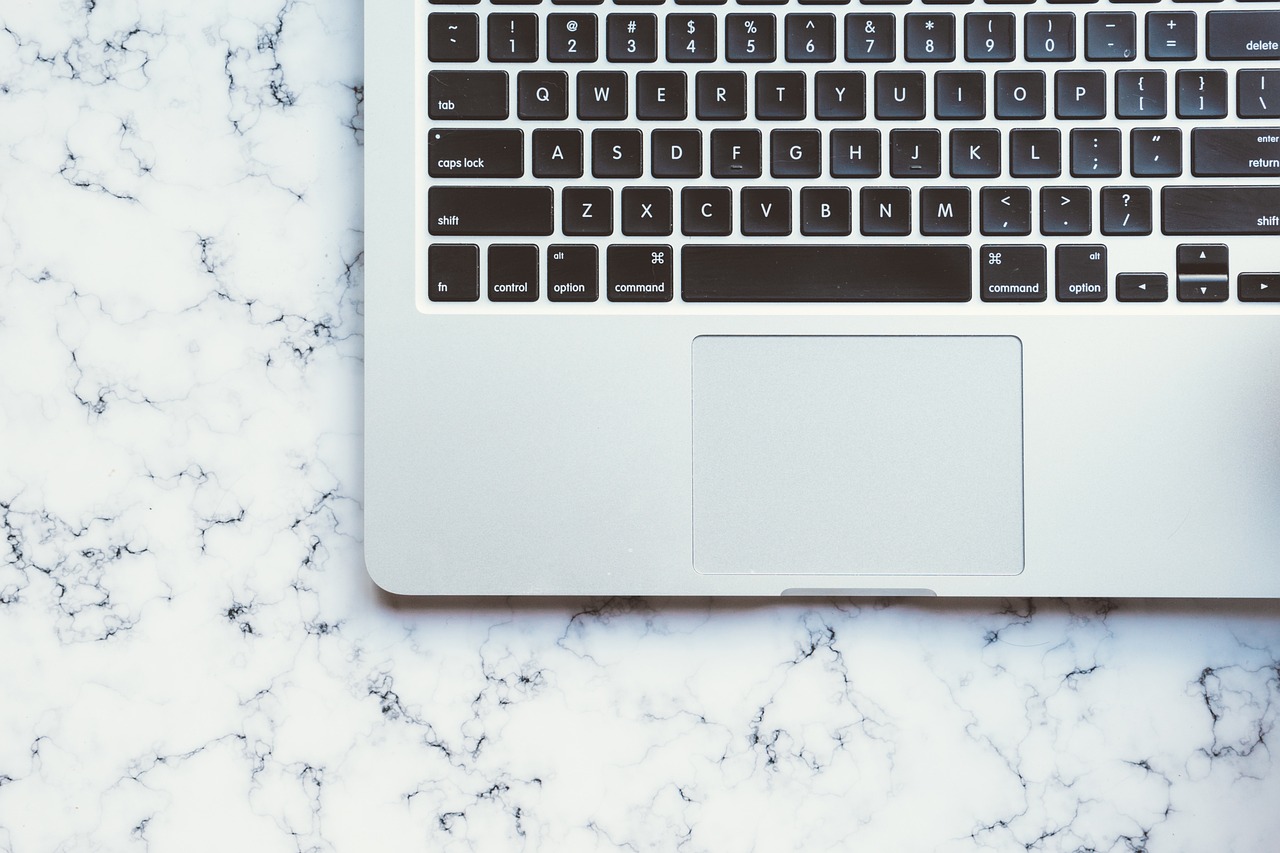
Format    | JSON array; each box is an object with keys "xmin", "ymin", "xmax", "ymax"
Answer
[
  {"xmin": 667, "ymin": 14, "xmax": 717, "ymax": 62},
  {"xmin": 606, "ymin": 14, "xmax": 657, "ymax": 62},
  {"xmin": 726, "ymin": 14, "xmax": 777, "ymax": 62},
  {"xmin": 1024, "ymin": 12, "xmax": 1074, "ymax": 62},
  {"xmin": 785, "ymin": 14, "xmax": 836, "ymax": 62},
  {"xmin": 845, "ymin": 14, "xmax": 895, "ymax": 62},
  {"xmin": 489, "ymin": 14, "xmax": 539, "ymax": 62},
  {"xmin": 965, "ymin": 14, "xmax": 1015, "ymax": 62},
  {"xmin": 548, "ymin": 13, "xmax": 597, "ymax": 62},
  {"xmin": 905, "ymin": 13, "xmax": 955, "ymax": 63}
]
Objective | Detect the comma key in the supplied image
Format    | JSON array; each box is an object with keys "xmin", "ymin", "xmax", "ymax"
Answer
[{"xmin": 607, "ymin": 245, "xmax": 674, "ymax": 302}]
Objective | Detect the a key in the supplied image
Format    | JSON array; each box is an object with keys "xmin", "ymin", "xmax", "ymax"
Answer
[
  {"xmin": 889, "ymin": 129, "xmax": 941, "ymax": 178},
  {"xmin": 710, "ymin": 129, "xmax": 762, "ymax": 178},
  {"xmin": 428, "ymin": 129, "xmax": 523, "ymax": 178},
  {"xmin": 1084, "ymin": 12, "xmax": 1136, "ymax": 61},
  {"xmin": 696, "ymin": 71, "xmax": 747, "ymax": 120},
  {"xmin": 980, "ymin": 187, "xmax": 1032, "ymax": 236},
  {"xmin": 966, "ymin": 13, "xmax": 1016, "ymax": 61},
  {"xmin": 533, "ymin": 128, "xmax": 583, "ymax": 177},
  {"xmin": 1130, "ymin": 127, "xmax": 1181, "ymax": 177},
  {"xmin": 681, "ymin": 187, "xmax": 733, "ymax": 236},
  {"xmin": 771, "ymin": 130, "xmax": 822, "ymax": 177},
  {"xmin": 428, "ymin": 186, "xmax": 554, "ymax": 235},
  {"xmin": 1100, "ymin": 186, "xmax": 1152, "ymax": 235},
  {"xmin": 1040, "ymin": 187, "xmax": 1092, "ymax": 236},
  {"xmin": 726, "ymin": 13, "xmax": 777, "ymax": 62},
  {"xmin": 606, "ymin": 14, "xmax": 657, "ymax": 62},
  {"xmin": 651, "ymin": 129, "xmax": 702, "ymax": 177},
  {"xmin": 1176, "ymin": 70, "xmax": 1227, "ymax": 119},
  {"xmin": 935, "ymin": 71, "xmax": 986, "ymax": 119},
  {"xmin": 428, "ymin": 244, "xmax": 480, "ymax": 302},
  {"xmin": 830, "ymin": 129, "xmax": 882, "ymax": 177},
  {"xmin": 1238, "ymin": 274, "xmax": 1280, "ymax": 303},
  {"xmin": 950, "ymin": 129, "xmax": 1000, "ymax": 177},
  {"xmin": 980, "ymin": 245, "xmax": 1048, "ymax": 302},
  {"xmin": 756, "ymin": 72, "xmax": 807, "ymax": 120},
  {"xmin": 905, "ymin": 13, "xmax": 956, "ymax": 62},
  {"xmin": 815, "ymin": 71, "xmax": 866, "ymax": 120},
  {"xmin": 547, "ymin": 245, "xmax": 599, "ymax": 302},
  {"xmin": 1009, "ymin": 128, "xmax": 1061, "ymax": 177},
  {"xmin": 578, "ymin": 71, "xmax": 628, "ymax": 120},
  {"xmin": 1190, "ymin": 128, "xmax": 1280, "ymax": 177},
  {"xmin": 517, "ymin": 71, "xmax": 569, "ymax": 120},
  {"xmin": 488, "ymin": 244, "xmax": 539, "ymax": 302},
  {"xmin": 1176, "ymin": 244, "xmax": 1229, "ymax": 302},
  {"xmin": 636, "ymin": 71, "xmax": 687, "ymax": 120},
  {"xmin": 547, "ymin": 14, "xmax": 597, "ymax": 62},
  {"xmin": 1055, "ymin": 245, "xmax": 1107, "ymax": 302},
  {"xmin": 1116, "ymin": 70, "xmax": 1166, "ymax": 119},
  {"xmin": 1163, "ymin": 186, "xmax": 1280, "ymax": 235},
  {"xmin": 667, "ymin": 14, "xmax": 717, "ymax": 62},
  {"xmin": 920, "ymin": 187, "xmax": 971, "ymax": 236},
  {"xmin": 1206, "ymin": 11, "xmax": 1280, "ymax": 60},
  {"xmin": 1025, "ymin": 12, "xmax": 1075, "ymax": 61},
  {"xmin": 860, "ymin": 187, "xmax": 912, "ymax": 235},
  {"xmin": 429, "ymin": 13, "xmax": 480, "ymax": 62},
  {"xmin": 1146, "ymin": 11, "xmax": 1196, "ymax": 61},
  {"xmin": 1055, "ymin": 70, "xmax": 1106, "ymax": 119},
  {"xmin": 1070, "ymin": 128, "xmax": 1121, "ymax": 177},
  {"xmin": 995, "ymin": 70, "xmax": 1046, "ymax": 119},
  {"xmin": 621, "ymin": 187, "xmax": 673, "ymax": 236},
  {"xmin": 845, "ymin": 14, "xmax": 896, "ymax": 62},
  {"xmin": 741, "ymin": 187, "xmax": 793, "ymax": 236},
  {"xmin": 591, "ymin": 129, "xmax": 643, "ymax": 177},
  {"xmin": 786, "ymin": 13, "xmax": 837, "ymax": 62},
  {"xmin": 1116, "ymin": 272, "xmax": 1168, "ymax": 303},
  {"xmin": 607, "ymin": 245, "xmax": 673, "ymax": 302},
  {"xmin": 427, "ymin": 71, "xmax": 509, "ymax": 120},
  {"xmin": 562, "ymin": 187, "xmax": 613, "ymax": 236},
  {"xmin": 1238, "ymin": 70, "xmax": 1280, "ymax": 119},
  {"xmin": 875, "ymin": 71, "xmax": 926, "ymax": 120},
  {"xmin": 800, "ymin": 187, "xmax": 853, "ymax": 235},
  {"xmin": 489, "ymin": 14, "xmax": 539, "ymax": 61}
]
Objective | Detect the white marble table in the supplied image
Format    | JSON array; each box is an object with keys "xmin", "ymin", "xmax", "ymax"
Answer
[{"xmin": 1, "ymin": 2, "xmax": 1278, "ymax": 849}]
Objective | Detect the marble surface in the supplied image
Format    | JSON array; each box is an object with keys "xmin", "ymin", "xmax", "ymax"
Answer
[{"xmin": 1, "ymin": 1, "xmax": 1279, "ymax": 850}]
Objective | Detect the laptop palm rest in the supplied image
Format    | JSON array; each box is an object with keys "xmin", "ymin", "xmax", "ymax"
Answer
[{"xmin": 692, "ymin": 335, "xmax": 1025, "ymax": 576}]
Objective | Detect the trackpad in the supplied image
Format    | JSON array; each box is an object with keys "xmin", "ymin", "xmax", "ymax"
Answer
[{"xmin": 693, "ymin": 336, "xmax": 1024, "ymax": 575}]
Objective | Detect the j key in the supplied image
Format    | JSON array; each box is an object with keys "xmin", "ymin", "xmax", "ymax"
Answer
[
  {"xmin": 489, "ymin": 14, "xmax": 538, "ymax": 61},
  {"xmin": 591, "ymin": 129, "xmax": 643, "ymax": 177},
  {"xmin": 1009, "ymin": 128, "xmax": 1060, "ymax": 177},
  {"xmin": 578, "ymin": 71, "xmax": 628, "ymax": 119},
  {"xmin": 830, "ymin": 129, "xmax": 882, "ymax": 177},
  {"xmin": 517, "ymin": 71, "xmax": 569, "ymax": 120},
  {"xmin": 786, "ymin": 14, "xmax": 837, "ymax": 62},
  {"xmin": 815, "ymin": 71, "xmax": 866, "ymax": 120},
  {"xmin": 920, "ymin": 187, "xmax": 971, "ymax": 236},
  {"xmin": 966, "ymin": 13, "xmax": 1016, "ymax": 62},
  {"xmin": 757, "ymin": 72, "xmax": 806, "ymax": 120},
  {"xmin": 726, "ymin": 14, "xmax": 777, "ymax": 62},
  {"xmin": 980, "ymin": 187, "xmax": 1032, "ymax": 236},
  {"xmin": 950, "ymin": 129, "xmax": 1000, "ymax": 177},
  {"xmin": 801, "ymin": 187, "xmax": 852, "ymax": 236},
  {"xmin": 681, "ymin": 187, "xmax": 733, "ymax": 236},
  {"xmin": 1100, "ymin": 186, "xmax": 1152, "ymax": 235},
  {"xmin": 696, "ymin": 71, "xmax": 747, "ymax": 120},
  {"xmin": 1040, "ymin": 186, "xmax": 1092, "ymax": 236},
  {"xmin": 980, "ymin": 245, "xmax": 1047, "ymax": 303},
  {"xmin": 428, "ymin": 71, "xmax": 508, "ymax": 120},
  {"xmin": 711, "ymin": 129, "xmax": 762, "ymax": 178},
  {"xmin": 1055, "ymin": 244, "xmax": 1108, "ymax": 302},
  {"xmin": 1163, "ymin": 187, "xmax": 1280, "ymax": 235},
  {"xmin": 1238, "ymin": 273, "xmax": 1280, "ymax": 303},
  {"xmin": 606, "ymin": 14, "xmax": 658, "ymax": 62},
  {"xmin": 651, "ymin": 129, "xmax": 703, "ymax": 177},
  {"xmin": 1025, "ymin": 12, "xmax": 1075, "ymax": 62},
  {"xmin": 845, "ymin": 14, "xmax": 896, "ymax": 62},
  {"xmin": 771, "ymin": 130, "xmax": 822, "ymax": 177},
  {"xmin": 1146, "ymin": 11, "xmax": 1196, "ymax": 61},
  {"xmin": 533, "ymin": 129, "xmax": 583, "ymax": 177},
  {"xmin": 668, "ymin": 15, "xmax": 717, "ymax": 62},
  {"xmin": 1238, "ymin": 71, "xmax": 1280, "ymax": 119},
  {"xmin": 1192, "ymin": 128, "xmax": 1280, "ymax": 177},
  {"xmin": 428, "ymin": 129, "xmax": 523, "ymax": 178},
  {"xmin": 1084, "ymin": 12, "xmax": 1136, "ymax": 61},
  {"xmin": 741, "ymin": 187, "xmax": 793, "ymax": 236},
  {"xmin": 429, "ymin": 14, "xmax": 480, "ymax": 62},
  {"xmin": 607, "ymin": 245, "xmax": 673, "ymax": 303},
  {"xmin": 621, "ymin": 187, "xmax": 673, "ymax": 236},
  {"xmin": 636, "ymin": 71, "xmax": 687, "ymax": 120},
  {"xmin": 860, "ymin": 187, "xmax": 912, "ymax": 236},
  {"xmin": 1130, "ymin": 127, "xmax": 1181, "ymax": 177},
  {"xmin": 1055, "ymin": 70, "xmax": 1106, "ymax": 119},
  {"xmin": 547, "ymin": 14, "xmax": 597, "ymax": 62},
  {"xmin": 1116, "ymin": 272, "xmax": 1168, "ymax": 303},
  {"xmin": 935, "ymin": 71, "xmax": 986, "ymax": 119},
  {"xmin": 995, "ymin": 71, "xmax": 1046, "ymax": 120},
  {"xmin": 1176, "ymin": 244, "xmax": 1228, "ymax": 302},
  {"xmin": 547, "ymin": 245, "xmax": 599, "ymax": 303},
  {"xmin": 428, "ymin": 244, "xmax": 480, "ymax": 302},
  {"xmin": 562, "ymin": 187, "xmax": 613, "ymax": 235},
  {"xmin": 1206, "ymin": 11, "xmax": 1280, "ymax": 60},
  {"xmin": 681, "ymin": 245, "xmax": 972, "ymax": 302},
  {"xmin": 905, "ymin": 13, "xmax": 956, "ymax": 62},
  {"xmin": 1176, "ymin": 70, "xmax": 1227, "ymax": 119},
  {"xmin": 428, "ymin": 186, "xmax": 553, "ymax": 235},
  {"xmin": 889, "ymin": 129, "xmax": 941, "ymax": 178},
  {"xmin": 488, "ymin": 245, "xmax": 539, "ymax": 303},
  {"xmin": 1070, "ymin": 128, "xmax": 1121, "ymax": 177},
  {"xmin": 1116, "ymin": 71, "xmax": 1166, "ymax": 119},
  {"xmin": 875, "ymin": 71, "xmax": 926, "ymax": 120}
]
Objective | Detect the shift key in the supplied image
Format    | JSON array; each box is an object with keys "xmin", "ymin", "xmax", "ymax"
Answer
[
  {"xmin": 428, "ymin": 129, "xmax": 523, "ymax": 178},
  {"xmin": 428, "ymin": 186, "xmax": 554, "ymax": 236}
]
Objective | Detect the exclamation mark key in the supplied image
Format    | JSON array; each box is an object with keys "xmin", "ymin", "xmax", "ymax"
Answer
[{"xmin": 1176, "ymin": 243, "xmax": 1229, "ymax": 302}]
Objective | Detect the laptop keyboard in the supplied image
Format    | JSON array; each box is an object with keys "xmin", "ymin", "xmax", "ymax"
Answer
[{"xmin": 421, "ymin": 0, "xmax": 1280, "ymax": 305}]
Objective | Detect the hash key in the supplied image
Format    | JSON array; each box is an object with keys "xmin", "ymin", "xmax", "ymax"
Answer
[
  {"xmin": 607, "ymin": 14, "xmax": 657, "ymax": 62},
  {"xmin": 429, "ymin": 13, "xmax": 480, "ymax": 63}
]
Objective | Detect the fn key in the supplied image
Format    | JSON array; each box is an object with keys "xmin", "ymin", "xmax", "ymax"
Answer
[{"xmin": 428, "ymin": 244, "xmax": 479, "ymax": 302}]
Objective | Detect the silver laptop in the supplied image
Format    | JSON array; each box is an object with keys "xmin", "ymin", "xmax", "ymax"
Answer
[{"xmin": 364, "ymin": 0, "xmax": 1280, "ymax": 596}]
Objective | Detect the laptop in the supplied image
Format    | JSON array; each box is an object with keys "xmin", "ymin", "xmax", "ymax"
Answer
[{"xmin": 364, "ymin": 0, "xmax": 1280, "ymax": 596}]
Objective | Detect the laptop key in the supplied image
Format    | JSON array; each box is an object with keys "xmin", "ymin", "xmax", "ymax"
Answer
[
  {"xmin": 1162, "ymin": 186, "xmax": 1280, "ymax": 234},
  {"xmin": 1115, "ymin": 272, "xmax": 1168, "ymax": 302},
  {"xmin": 1100, "ymin": 186, "xmax": 1152, "ymax": 235},
  {"xmin": 547, "ymin": 245, "xmax": 599, "ymax": 302},
  {"xmin": 428, "ymin": 244, "xmax": 480, "ymax": 302},
  {"xmin": 1176, "ymin": 244, "xmax": 1229, "ymax": 301},
  {"xmin": 1238, "ymin": 71, "xmax": 1280, "ymax": 119},
  {"xmin": 980, "ymin": 244, "xmax": 1048, "ymax": 302},
  {"xmin": 428, "ymin": 187, "xmax": 553, "ymax": 236},
  {"xmin": 1055, "ymin": 244, "xmax": 1108, "ymax": 301},
  {"xmin": 1191, "ymin": 128, "xmax": 1280, "ymax": 177},
  {"xmin": 607, "ymin": 245, "xmax": 674, "ymax": 302},
  {"xmin": 488, "ymin": 245, "xmax": 540, "ymax": 302},
  {"xmin": 1206, "ymin": 11, "xmax": 1280, "ymax": 60},
  {"xmin": 1238, "ymin": 273, "xmax": 1280, "ymax": 302},
  {"xmin": 428, "ymin": 129, "xmax": 523, "ymax": 178},
  {"xmin": 428, "ymin": 71, "xmax": 508, "ymax": 120},
  {"xmin": 428, "ymin": 13, "xmax": 480, "ymax": 62}
]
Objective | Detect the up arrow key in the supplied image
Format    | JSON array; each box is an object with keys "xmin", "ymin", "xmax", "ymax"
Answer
[{"xmin": 1176, "ymin": 243, "xmax": 1229, "ymax": 302}]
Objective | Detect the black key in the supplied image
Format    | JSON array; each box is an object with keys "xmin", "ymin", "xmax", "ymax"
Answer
[
  {"xmin": 980, "ymin": 187, "xmax": 1032, "ymax": 235},
  {"xmin": 1176, "ymin": 70, "xmax": 1227, "ymax": 119},
  {"xmin": 980, "ymin": 244, "xmax": 1047, "ymax": 302},
  {"xmin": 1130, "ymin": 127, "xmax": 1181, "ymax": 177},
  {"xmin": 935, "ymin": 71, "xmax": 986, "ymax": 119},
  {"xmin": 578, "ymin": 71, "xmax": 628, "ymax": 119},
  {"xmin": 696, "ymin": 71, "xmax": 747, "ymax": 120},
  {"xmin": 517, "ymin": 71, "xmax": 569, "ymax": 120},
  {"xmin": 681, "ymin": 187, "xmax": 733, "ymax": 236},
  {"xmin": 533, "ymin": 129, "xmax": 583, "ymax": 177},
  {"xmin": 488, "ymin": 244, "xmax": 539, "ymax": 302},
  {"xmin": 681, "ymin": 245, "xmax": 971, "ymax": 302},
  {"xmin": 711, "ymin": 130, "xmax": 762, "ymax": 178},
  {"xmin": 428, "ymin": 71, "xmax": 509, "ymax": 120},
  {"xmin": 1162, "ymin": 186, "xmax": 1280, "ymax": 235},
  {"xmin": 489, "ymin": 14, "xmax": 539, "ymax": 61},
  {"xmin": 815, "ymin": 71, "xmax": 866, "ymax": 120},
  {"xmin": 830, "ymin": 129, "xmax": 882, "ymax": 177},
  {"xmin": 1115, "ymin": 70, "xmax": 1166, "ymax": 119},
  {"xmin": 786, "ymin": 14, "xmax": 837, "ymax": 61},
  {"xmin": 1206, "ymin": 11, "xmax": 1280, "ymax": 60},
  {"xmin": 562, "ymin": 187, "xmax": 613, "ymax": 235},
  {"xmin": 771, "ymin": 130, "xmax": 822, "ymax": 177},
  {"xmin": 1055, "ymin": 244, "xmax": 1107, "ymax": 302},
  {"xmin": 1116, "ymin": 272, "xmax": 1168, "ymax": 302},
  {"xmin": 547, "ymin": 14, "xmax": 597, "ymax": 62},
  {"xmin": 889, "ymin": 129, "xmax": 941, "ymax": 178},
  {"xmin": 547, "ymin": 245, "xmax": 599, "ymax": 302},
  {"xmin": 860, "ymin": 187, "xmax": 912, "ymax": 235},
  {"xmin": 429, "ymin": 14, "xmax": 480, "ymax": 62},
  {"xmin": 920, "ymin": 187, "xmax": 971, "ymax": 236},
  {"xmin": 591, "ymin": 129, "xmax": 643, "ymax": 177},
  {"xmin": 875, "ymin": 71, "xmax": 926, "ymax": 120},
  {"xmin": 428, "ymin": 244, "xmax": 480, "ymax": 302},
  {"xmin": 636, "ymin": 71, "xmax": 687, "ymax": 120},
  {"xmin": 1084, "ymin": 12, "xmax": 1136, "ymax": 61},
  {"xmin": 428, "ymin": 186, "xmax": 554, "ymax": 236},
  {"xmin": 1176, "ymin": 244, "xmax": 1229, "ymax": 302},
  {"xmin": 950, "ymin": 129, "xmax": 1000, "ymax": 177},
  {"xmin": 652, "ymin": 129, "xmax": 702, "ymax": 177},
  {"xmin": 1040, "ymin": 186, "xmax": 1092, "ymax": 236},
  {"xmin": 1070, "ymin": 128, "xmax": 1121, "ymax": 177},
  {"xmin": 1009, "ymin": 128, "xmax": 1060, "ymax": 177},
  {"xmin": 966, "ymin": 13, "xmax": 1016, "ymax": 61},
  {"xmin": 608, "ymin": 245, "xmax": 673, "ymax": 302},
  {"xmin": 428, "ymin": 129, "xmax": 523, "ymax": 178},
  {"xmin": 606, "ymin": 13, "xmax": 658, "ymax": 61},
  {"xmin": 845, "ymin": 14, "xmax": 896, "ymax": 61},
  {"xmin": 1238, "ymin": 71, "xmax": 1280, "ymax": 119},
  {"xmin": 668, "ymin": 14, "xmax": 717, "ymax": 62},
  {"xmin": 726, "ymin": 13, "xmax": 777, "ymax": 61},
  {"xmin": 801, "ymin": 187, "xmax": 852, "ymax": 236},
  {"xmin": 995, "ymin": 70, "xmax": 1046, "ymax": 119},
  {"xmin": 1191, "ymin": 128, "xmax": 1280, "ymax": 178},
  {"xmin": 1238, "ymin": 273, "xmax": 1280, "ymax": 303},
  {"xmin": 553, "ymin": 0, "xmax": 603, "ymax": 5},
  {"xmin": 622, "ymin": 187, "xmax": 673, "ymax": 236},
  {"xmin": 756, "ymin": 72, "xmax": 806, "ymax": 120},
  {"xmin": 432, "ymin": 0, "xmax": 479, "ymax": 5},
  {"xmin": 492, "ymin": 0, "xmax": 542, "ymax": 5},
  {"xmin": 1100, "ymin": 186, "xmax": 1152, "ymax": 235},
  {"xmin": 1146, "ymin": 11, "xmax": 1196, "ymax": 60},
  {"xmin": 905, "ymin": 13, "xmax": 956, "ymax": 61},
  {"xmin": 1055, "ymin": 70, "xmax": 1106, "ymax": 119},
  {"xmin": 1025, "ymin": 12, "xmax": 1075, "ymax": 61},
  {"xmin": 741, "ymin": 187, "xmax": 793, "ymax": 236}
]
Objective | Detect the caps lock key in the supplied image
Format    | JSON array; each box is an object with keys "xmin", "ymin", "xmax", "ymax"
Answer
[{"xmin": 428, "ymin": 129, "xmax": 523, "ymax": 178}]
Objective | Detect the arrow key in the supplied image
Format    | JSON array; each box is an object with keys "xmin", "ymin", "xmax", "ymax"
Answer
[
  {"xmin": 1238, "ymin": 273, "xmax": 1280, "ymax": 303},
  {"xmin": 1116, "ymin": 272, "xmax": 1169, "ymax": 303},
  {"xmin": 1176, "ymin": 243, "xmax": 1228, "ymax": 302}
]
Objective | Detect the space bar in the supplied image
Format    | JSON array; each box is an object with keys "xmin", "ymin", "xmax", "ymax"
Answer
[{"xmin": 681, "ymin": 245, "xmax": 972, "ymax": 302}]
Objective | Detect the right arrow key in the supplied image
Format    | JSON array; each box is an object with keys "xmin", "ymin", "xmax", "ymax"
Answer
[
  {"xmin": 1238, "ymin": 273, "xmax": 1280, "ymax": 302},
  {"xmin": 1176, "ymin": 243, "xmax": 1230, "ymax": 302}
]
